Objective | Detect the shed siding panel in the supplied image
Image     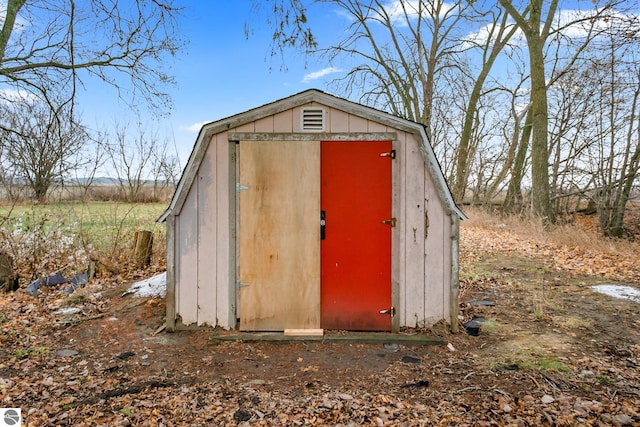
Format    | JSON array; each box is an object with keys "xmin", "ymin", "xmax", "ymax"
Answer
[
  {"xmin": 176, "ymin": 179, "xmax": 199, "ymax": 325},
  {"xmin": 234, "ymin": 122, "xmax": 255, "ymax": 133},
  {"xmin": 403, "ymin": 134, "xmax": 427, "ymax": 327},
  {"xmin": 424, "ymin": 169, "xmax": 446, "ymax": 323},
  {"xmin": 255, "ymin": 116, "xmax": 274, "ymax": 132},
  {"xmin": 215, "ymin": 137, "xmax": 231, "ymax": 328},
  {"xmin": 348, "ymin": 114, "xmax": 368, "ymax": 132},
  {"xmin": 328, "ymin": 109, "xmax": 349, "ymax": 132},
  {"xmin": 273, "ymin": 110, "xmax": 293, "ymax": 133},
  {"xmin": 442, "ymin": 215, "xmax": 452, "ymax": 321},
  {"xmin": 197, "ymin": 136, "xmax": 218, "ymax": 326},
  {"xmin": 166, "ymin": 215, "xmax": 176, "ymax": 328},
  {"xmin": 367, "ymin": 121, "xmax": 388, "ymax": 133}
]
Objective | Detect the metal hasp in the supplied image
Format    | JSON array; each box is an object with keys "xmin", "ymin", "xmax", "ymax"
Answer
[
  {"xmin": 381, "ymin": 217, "xmax": 397, "ymax": 227},
  {"xmin": 379, "ymin": 150, "xmax": 396, "ymax": 159},
  {"xmin": 379, "ymin": 307, "xmax": 396, "ymax": 317}
]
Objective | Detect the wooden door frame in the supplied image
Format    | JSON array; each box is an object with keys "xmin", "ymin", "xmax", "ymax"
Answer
[{"xmin": 229, "ymin": 132, "xmax": 400, "ymax": 332}]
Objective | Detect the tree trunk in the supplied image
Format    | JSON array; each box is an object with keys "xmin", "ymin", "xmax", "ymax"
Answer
[
  {"xmin": 528, "ymin": 39, "xmax": 554, "ymax": 221},
  {"xmin": 503, "ymin": 109, "xmax": 532, "ymax": 214},
  {"xmin": 500, "ymin": 0, "xmax": 558, "ymax": 222}
]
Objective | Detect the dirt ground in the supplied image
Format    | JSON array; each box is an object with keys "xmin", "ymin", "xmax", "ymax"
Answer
[{"xmin": 1, "ymin": 215, "xmax": 639, "ymax": 426}]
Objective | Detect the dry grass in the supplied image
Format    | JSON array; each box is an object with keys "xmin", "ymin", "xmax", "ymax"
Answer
[
  {"xmin": 462, "ymin": 206, "xmax": 639, "ymax": 257},
  {"xmin": 551, "ymin": 315, "xmax": 595, "ymax": 329},
  {"xmin": 0, "ymin": 183, "xmax": 175, "ymax": 204},
  {"xmin": 0, "ymin": 201, "xmax": 167, "ymax": 282},
  {"xmin": 476, "ymin": 318, "xmax": 506, "ymax": 335}
]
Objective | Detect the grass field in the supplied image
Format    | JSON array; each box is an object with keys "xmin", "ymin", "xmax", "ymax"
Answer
[{"xmin": 0, "ymin": 201, "xmax": 166, "ymax": 235}]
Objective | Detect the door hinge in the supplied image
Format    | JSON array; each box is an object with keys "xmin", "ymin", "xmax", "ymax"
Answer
[
  {"xmin": 380, "ymin": 150, "xmax": 396, "ymax": 159},
  {"xmin": 380, "ymin": 307, "xmax": 396, "ymax": 317},
  {"xmin": 381, "ymin": 217, "xmax": 397, "ymax": 227}
]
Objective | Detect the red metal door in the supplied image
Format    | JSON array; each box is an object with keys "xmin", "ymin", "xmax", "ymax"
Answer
[{"xmin": 321, "ymin": 140, "xmax": 392, "ymax": 331}]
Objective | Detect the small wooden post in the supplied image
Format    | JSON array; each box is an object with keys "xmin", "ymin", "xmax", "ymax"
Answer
[
  {"xmin": 0, "ymin": 252, "xmax": 18, "ymax": 292},
  {"xmin": 133, "ymin": 230, "xmax": 153, "ymax": 267}
]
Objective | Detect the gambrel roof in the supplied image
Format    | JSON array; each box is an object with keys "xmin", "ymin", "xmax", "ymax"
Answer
[{"xmin": 159, "ymin": 89, "xmax": 465, "ymax": 222}]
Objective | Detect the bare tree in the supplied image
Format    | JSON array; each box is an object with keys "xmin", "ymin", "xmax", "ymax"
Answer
[
  {"xmin": 0, "ymin": 0, "xmax": 183, "ymax": 123},
  {"xmin": 546, "ymin": 62, "xmax": 600, "ymax": 216},
  {"xmin": 584, "ymin": 31, "xmax": 640, "ymax": 237},
  {"xmin": 498, "ymin": 0, "xmax": 626, "ymax": 221},
  {"xmin": 149, "ymin": 137, "xmax": 180, "ymax": 202},
  {"xmin": 451, "ymin": 3, "xmax": 522, "ymax": 202},
  {"xmin": 320, "ymin": 0, "xmax": 478, "ymax": 138},
  {"xmin": 69, "ymin": 131, "xmax": 109, "ymax": 202},
  {"xmin": 0, "ymin": 100, "xmax": 87, "ymax": 202},
  {"xmin": 103, "ymin": 122, "xmax": 178, "ymax": 202},
  {"xmin": 105, "ymin": 122, "xmax": 155, "ymax": 203}
]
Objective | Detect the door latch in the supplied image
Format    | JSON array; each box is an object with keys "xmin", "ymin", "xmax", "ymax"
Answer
[
  {"xmin": 381, "ymin": 218, "xmax": 397, "ymax": 227},
  {"xmin": 379, "ymin": 307, "xmax": 396, "ymax": 317},
  {"xmin": 379, "ymin": 150, "xmax": 396, "ymax": 159}
]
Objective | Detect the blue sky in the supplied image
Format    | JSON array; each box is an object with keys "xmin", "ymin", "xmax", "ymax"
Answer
[{"xmin": 77, "ymin": 1, "xmax": 345, "ymax": 167}]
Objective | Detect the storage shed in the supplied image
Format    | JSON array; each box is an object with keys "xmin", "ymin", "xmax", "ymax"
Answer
[{"xmin": 160, "ymin": 89, "xmax": 465, "ymax": 333}]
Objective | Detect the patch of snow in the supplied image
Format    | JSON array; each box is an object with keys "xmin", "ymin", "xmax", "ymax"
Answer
[
  {"xmin": 56, "ymin": 349, "xmax": 79, "ymax": 357},
  {"xmin": 54, "ymin": 307, "xmax": 81, "ymax": 315},
  {"xmin": 591, "ymin": 284, "xmax": 640, "ymax": 303},
  {"xmin": 126, "ymin": 272, "xmax": 166, "ymax": 298}
]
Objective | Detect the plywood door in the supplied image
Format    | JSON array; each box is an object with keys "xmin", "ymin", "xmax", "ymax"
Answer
[
  {"xmin": 321, "ymin": 140, "xmax": 393, "ymax": 331},
  {"xmin": 238, "ymin": 141, "xmax": 320, "ymax": 331}
]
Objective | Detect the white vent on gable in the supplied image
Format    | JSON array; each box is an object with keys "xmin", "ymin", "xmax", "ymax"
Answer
[{"xmin": 301, "ymin": 108, "xmax": 325, "ymax": 131}]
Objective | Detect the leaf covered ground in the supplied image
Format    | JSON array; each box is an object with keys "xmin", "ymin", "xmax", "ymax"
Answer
[{"xmin": 1, "ymin": 212, "xmax": 639, "ymax": 426}]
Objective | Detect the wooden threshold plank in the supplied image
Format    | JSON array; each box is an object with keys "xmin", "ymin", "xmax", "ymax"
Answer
[{"xmin": 284, "ymin": 329, "xmax": 324, "ymax": 336}]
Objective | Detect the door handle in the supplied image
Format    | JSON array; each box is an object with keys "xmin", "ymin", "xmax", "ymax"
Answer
[{"xmin": 320, "ymin": 211, "xmax": 326, "ymax": 240}]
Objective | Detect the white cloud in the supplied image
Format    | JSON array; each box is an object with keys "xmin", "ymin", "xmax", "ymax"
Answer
[
  {"xmin": 182, "ymin": 121, "xmax": 208, "ymax": 133},
  {"xmin": 462, "ymin": 21, "xmax": 522, "ymax": 50},
  {"xmin": 0, "ymin": 88, "xmax": 38, "ymax": 104},
  {"xmin": 462, "ymin": 7, "xmax": 640, "ymax": 49},
  {"xmin": 302, "ymin": 67, "xmax": 342, "ymax": 83},
  {"xmin": 458, "ymin": 4, "xmax": 640, "ymax": 53},
  {"xmin": 554, "ymin": 8, "xmax": 640, "ymax": 39},
  {"xmin": 383, "ymin": 0, "xmax": 420, "ymax": 22},
  {"xmin": 382, "ymin": 0, "xmax": 457, "ymax": 25}
]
